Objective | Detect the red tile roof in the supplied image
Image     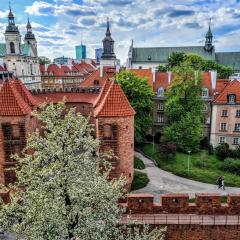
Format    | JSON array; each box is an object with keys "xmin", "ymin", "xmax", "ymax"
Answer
[
  {"xmin": 214, "ymin": 80, "xmax": 240, "ymax": 104},
  {"xmin": 94, "ymin": 80, "xmax": 135, "ymax": 117},
  {"xmin": 216, "ymin": 79, "xmax": 229, "ymax": 94},
  {"xmin": 0, "ymin": 80, "xmax": 32, "ymax": 116},
  {"xmin": 131, "ymin": 69, "xmax": 153, "ymax": 88},
  {"xmin": 154, "ymin": 72, "xmax": 169, "ymax": 92},
  {"xmin": 0, "ymin": 66, "xmax": 7, "ymax": 71}
]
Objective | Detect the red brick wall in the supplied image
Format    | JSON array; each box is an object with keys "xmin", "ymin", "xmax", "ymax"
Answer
[{"xmin": 96, "ymin": 116, "xmax": 134, "ymax": 191}]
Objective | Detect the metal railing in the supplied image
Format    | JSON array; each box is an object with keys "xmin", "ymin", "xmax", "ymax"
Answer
[{"xmin": 120, "ymin": 214, "xmax": 240, "ymax": 226}]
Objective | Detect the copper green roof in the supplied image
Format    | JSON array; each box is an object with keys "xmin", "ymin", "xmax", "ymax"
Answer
[
  {"xmin": 215, "ymin": 52, "xmax": 240, "ymax": 71},
  {"xmin": 131, "ymin": 46, "xmax": 216, "ymax": 63},
  {"xmin": 0, "ymin": 43, "xmax": 30, "ymax": 56}
]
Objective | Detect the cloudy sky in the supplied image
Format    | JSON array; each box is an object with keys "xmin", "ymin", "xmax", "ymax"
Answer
[{"xmin": 0, "ymin": 0, "xmax": 240, "ymax": 64}]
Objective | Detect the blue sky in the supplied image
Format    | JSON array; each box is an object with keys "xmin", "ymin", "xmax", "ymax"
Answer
[{"xmin": 0, "ymin": 0, "xmax": 240, "ymax": 64}]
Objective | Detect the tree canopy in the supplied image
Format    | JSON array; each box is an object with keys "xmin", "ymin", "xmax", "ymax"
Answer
[
  {"xmin": 163, "ymin": 64, "xmax": 204, "ymax": 152},
  {"xmin": 116, "ymin": 71, "xmax": 155, "ymax": 143},
  {"xmin": 0, "ymin": 102, "xmax": 164, "ymax": 240}
]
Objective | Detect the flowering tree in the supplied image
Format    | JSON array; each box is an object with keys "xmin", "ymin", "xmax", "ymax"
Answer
[{"xmin": 0, "ymin": 102, "xmax": 165, "ymax": 240}]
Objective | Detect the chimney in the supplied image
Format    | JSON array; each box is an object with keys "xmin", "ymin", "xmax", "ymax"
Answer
[
  {"xmin": 152, "ymin": 67, "xmax": 156, "ymax": 83},
  {"xmin": 168, "ymin": 71, "xmax": 172, "ymax": 84},
  {"xmin": 100, "ymin": 65, "xmax": 104, "ymax": 78},
  {"xmin": 210, "ymin": 70, "xmax": 217, "ymax": 90}
]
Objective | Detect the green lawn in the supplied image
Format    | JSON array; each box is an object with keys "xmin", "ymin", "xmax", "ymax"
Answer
[
  {"xmin": 131, "ymin": 170, "xmax": 149, "ymax": 191},
  {"xmin": 134, "ymin": 157, "xmax": 145, "ymax": 170},
  {"xmin": 138, "ymin": 143, "xmax": 240, "ymax": 187}
]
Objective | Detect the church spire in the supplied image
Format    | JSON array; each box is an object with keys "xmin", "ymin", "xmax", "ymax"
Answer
[
  {"xmin": 101, "ymin": 18, "xmax": 116, "ymax": 60},
  {"xmin": 25, "ymin": 17, "xmax": 36, "ymax": 41},
  {"xmin": 205, "ymin": 18, "xmax": 213, "ymax": 52},
  {"xmin": 27, "ymin": 17, "xmax": 32, "ymax": 33},
  {"xmin": 6, "ymin": 3, "xmax": 19, "ymax": 33}
]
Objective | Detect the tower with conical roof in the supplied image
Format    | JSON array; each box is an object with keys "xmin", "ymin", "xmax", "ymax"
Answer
[
  {"xmin": 101, "ymin": 18, "xmax": 116, "ymax": 60},
  {"xmin": 205, "ymin": 19, "xmax": 213, "ymax": 52},
  {"xmin": 24, "ymin": 18, "xmax": 37, "ymax": 56},
  {"xmin": 5, "ymin": 4, "xmax": 21, "ymax": 55}
]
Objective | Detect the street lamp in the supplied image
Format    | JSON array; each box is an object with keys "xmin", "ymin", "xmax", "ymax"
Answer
[{"xmin": 187, "ymin": 150, "xmax": 191, "ymax": 172}]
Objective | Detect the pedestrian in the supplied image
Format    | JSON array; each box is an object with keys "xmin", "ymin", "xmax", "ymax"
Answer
[
  {"xmin": 217, "ymin": 176, "xmax": 222, "ymax": 189},
  {"xmin": 221, "ymin": 177, "xmax": 225, "ymax": 190}
]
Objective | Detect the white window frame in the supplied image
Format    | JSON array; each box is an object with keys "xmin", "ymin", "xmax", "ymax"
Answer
[
  {"xmin": 157, "ymin": 87, "xmax": 164, "ymax": 97},
  {"xmin": 222, "ymin": 109, "xmax": 228, "ymax": 117},
  {"xmin": 157, "ymin": 113, "xmax": 164, "ymax": 123},
  {"xmin": 229, "ymin": 94, "xmax": 236, "ymax": 104},
  {"xmin": 236, "ymin": 110, "xmax": 240, "ymax": 117},
  {"xmin": 233, "ymin": 137, "xmax": 240, "ymax": 145},
  {"xmin": 220, "ymin": 123, "xmax": 227, "ymax": 131},
  {"xmin": 202, "ymin": 88, "xmax": 209, "ymax": 98},
  {"xmin": 219, "ymin": 136, "xmax": 226, "ymax": 144},
  {"xmin": 158, "ymin": 103, "xmax": 164, "ymax": 111},
  {"xmin": 234, "ymin": 123, "xmax": 240, "ymax": 132}
]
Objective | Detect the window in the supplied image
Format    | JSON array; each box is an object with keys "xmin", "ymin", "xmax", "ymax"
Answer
[
  {"xmin": 220, "ymin": 123, "xmax": 227, "ymax": 131},
  {"xmin": 157, "ymin": 87, "xmax": 164, "ymax": 97},
  {"xmin": 236, "ymin": 110, "xmax": 240, "ymax": 117},
  {"xmin": 157, "ymin": 113, "xmax": 164, "ymax": 123},
  {"xmin": 219, "ymin": 136, "xmax": 226, "ymax": 144},
  {"xmin": 94, "ymin": 80, "xmax": 99, "ymax": 85},
  {"xmin": 202, "ymin": 88, "xmax": 209, "ymax": 98},
  {"xmin": 233, "ymin": 137, "xmax": 240, "ymax": 145},
  {"xmin": 222, "ymin": 110, "xmax": 228, "ymax": 117},
  {"xmin": 10, "ymin": 42, "xmax": 15, "ymax": 54},
  {"xmin": 158, "ymin": 103, "xmax": 164, "ymax": 111},
  {"xmin": 203, "ymin": 104, "xmax": 208, "ymax": 112},
  {"xmin": 234, "ymin": 123, "xmax": 240, "ymax": 132},
  {"xmin": 103, "ymin": 125, "xmax": 113, "ymax": 140},
  {"xmin": 228, "ymin": 94, "xmax": 236, "ymax": 104}
]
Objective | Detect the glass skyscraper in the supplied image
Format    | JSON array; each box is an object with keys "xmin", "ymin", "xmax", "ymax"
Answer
[{"xmin": 75, "ymin": 44, "xmax": 87, "ymax": 60}]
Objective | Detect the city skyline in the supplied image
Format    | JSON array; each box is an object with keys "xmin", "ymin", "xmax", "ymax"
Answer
[{"xmin": 0, "ymin": 0, "xmax": 240, "ymax": 64}]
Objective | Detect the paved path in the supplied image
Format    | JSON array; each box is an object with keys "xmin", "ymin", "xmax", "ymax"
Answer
[{"xmin": 133, "ymin": 151, "xmax": 240, "ymax": 199}]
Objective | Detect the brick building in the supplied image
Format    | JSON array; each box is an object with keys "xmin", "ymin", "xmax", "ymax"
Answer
[
  {"xmin": 0, "ymin": 74, "xmax": 135, "ymax": 190},
  {"xmin": 40, "ymin": 60, "xmax": 97, "ymax": 90}
]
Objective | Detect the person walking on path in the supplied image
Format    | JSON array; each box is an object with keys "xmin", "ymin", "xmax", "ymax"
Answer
[{"xmin": 217, "ymin": 176, "xmax": 222, "ymax": 189}]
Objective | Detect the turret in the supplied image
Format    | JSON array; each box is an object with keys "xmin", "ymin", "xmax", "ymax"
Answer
[
  {"xmin": 24, "ymin": 18, "xmax": 37, "ymax": 56},
  {"xmin": 204, "ymin": 19, "xmax": 213, "ymax": 52}
]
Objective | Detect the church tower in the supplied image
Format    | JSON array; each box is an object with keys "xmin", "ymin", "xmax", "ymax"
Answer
[
  {"xmin": 24, "ymin": 18, "xmax": 37, "ymax": 56},
  {"xmin": 101, "ymin": 18, "xmax": 116, "ymax": 60},
  {"xmin": 204, "ymin": 19, "xmax": 213, "ymax": 52},
  {"xmin": 5, "ymin": 6, "xmax": 21, "ymax": 55}
]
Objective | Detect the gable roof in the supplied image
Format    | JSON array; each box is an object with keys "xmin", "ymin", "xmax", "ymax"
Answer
[
  {"xmin": 215, "ymin": 52, "xmax": 240, "ymax": 70},
  {"xmin": 130, "ymin": 69, "xmax": 153, "ymax": 88},
  {"xmin": 0, "ymin": 80, "xmax": 32, "ymax": 116},
  {"xmin": 214, "ymin": 80, "xmax": 240, "ymax": 104},
  {"xmin": 132, "ymin": 46, "xmax": 215, "ymax": 63},
  {"xmin": 94, "ymin": 80, "xmax": 135, "ymax": 117}
]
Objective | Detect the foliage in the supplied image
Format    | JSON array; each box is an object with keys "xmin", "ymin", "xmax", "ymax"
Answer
[
  {"xmin": 139, "ymin": 143, "xmax": 240, "ymax": 187},
  {"xmin": 200, "ymin": 137, "xmax": 210, "ymax": 150},
  {"xmin": 163, "ymin": 64, "xmax": 204, "ymax": 152},
  {"xmin": 220, "ymin": 158, "xmax": 240, "ymax": 175},
  {"xmin": 0, "ymin": 102, "xmax": 163, "ymax": 240},
  {"xmin": 159, "ymin": 142, "xmax": 177, "ymax": 159},
  {"xmin": 167, "ymin": 52, "xmax": 186, "ymax": 69},
  {"xmin": 117, "ymin": 71, "xmax": 155, "ymax": 143},
  {"xmin": 208, "ymin": 144, "xmax": 214, "ymax": 155},
  {"xmin": 38, "ymin": 56, "xmax": 51, "ymax": 65},
  {"xmin": 134, "ymin": 157, "xmax": 145, "ymax": 170},
  {"xmin": 157, "ymin": 65, "xmax": 167, "ymax": 72},
  {"xmin": 131, "ymin": 171, "xmax": 149, "ymax": 191},
  {"xmin": 215, "ymin": 143, "xmax": 230, "ymax": 160},
  {"xmin": 167, "ymin": 52, "xmax": 233, "ymax": 79}
]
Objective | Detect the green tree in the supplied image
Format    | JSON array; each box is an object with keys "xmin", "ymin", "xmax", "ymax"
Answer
[
  {"xmin": 117, "ymin": 71, "xmax": 155, "ymax": 143},
  {"xmin": 38, "ymin": 56, "xmax": 51, "ymax": 65},
  {"xmin": 163, "ymin": 64, "xmax": 204, "ymax": 152},
  {"xmin": 184, "ymin": 54, "xmax": 205, "ymax": 70},
  {"xmin": 167, "ymin": 52, "xmax": 186, "ymax": 69},
  {"xmin": 157, "ymin": 65, "xmax": 167, "ymax": 72},
  {"xmin": 0, "ymin": 102, "xmax": 164, "ymax": 240}
]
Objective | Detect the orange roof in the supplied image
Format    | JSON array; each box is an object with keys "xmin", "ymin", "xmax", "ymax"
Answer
[
  {"xmin": 214, "ymin": 80, "xmax": 240, "ymax": 104},
  {"xmin": 0, "ymin": 80, "xmax": 32, "ymax": 116},
  {"xmin": 131, "ymin": 69, "xmax": 153, "ymax": 88},
  {"xmin": 81, "ymin": 68, "xmax": 102, "ymax": 87},
  {"xmin": 94, "ymin": 80, "xmax": 135, "ymax": 117},
  {"xmin": 216, "ymin": 79, "xmax": 229, "ymax": 94},
  {"xmin": 154, "ymin": 72, "xmax": 169, "ymax": 92}
]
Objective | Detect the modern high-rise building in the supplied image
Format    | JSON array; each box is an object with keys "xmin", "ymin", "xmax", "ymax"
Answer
[
  {"xmin": 75, "ymin": 44, "xmax": 86, "ymax": 61},
  {"xmin": 95, "ymin": 48, "xmax": 103, "ymax": 62}
]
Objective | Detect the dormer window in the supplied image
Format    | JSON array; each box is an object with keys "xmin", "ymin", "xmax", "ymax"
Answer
[
  {"xmin": 202, "ymin": 88, "xmax": 209, "ymax": 98},
  {"xmin": 148, "ymin": 55, "xmax": 151, "ymax": 61},
  {"xmin": 157, "ymin": 87, "xmax": 164, "ymax": 97},
  {"xmin": 228, "ymin": 94, "xmax": 236, "ymax": 104}
]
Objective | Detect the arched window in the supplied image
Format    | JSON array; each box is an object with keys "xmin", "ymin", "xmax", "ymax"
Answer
[
  {"xmin": 10, "ymin": 42, "xmax": 15, "ymax": 54},
  {"xmin": 157, "ymin": 87, "xmax": 164, "ymax": 97},
  {"xmin": 202, "ymin": 88, "xmax": 209, "ymax": 98}
]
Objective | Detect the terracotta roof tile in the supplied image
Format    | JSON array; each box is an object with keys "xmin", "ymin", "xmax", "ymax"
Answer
[
  {"xmin": 131, "ymin": 69, "xmax": 153, "ymax": 88},
  {"xmin": 0, "ymin": 80, "xmax": 32, "ymax": 116},
  {"xmin": 214, "ymin": 80, "xmax": 240, "ymax": 103},
  {"xmin": 94, "ymin": 81, "xmax": 135, "ymax": 117},
  {"xmin": 216, "ymin": 79, "xmax": 229, "ymax": 94}
]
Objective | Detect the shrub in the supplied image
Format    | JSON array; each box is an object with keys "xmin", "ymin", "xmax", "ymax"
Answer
[
  {"xmin": 159, "ymin": 142, "xmax": 177, "ymax": 158},
  {"xmin": 220, "ymin": 158, "xmax": 240, "ymax": 175},
  {"xmin": 208, "ymin": 144, "xmax": 214, "ymax": 155},
  {"xmin": 134, "ymin": 157, "xmax": 145, "ymax": 170},
  {"xmin": 215, "ymin": 143, "xmax": 230, "ymax": 160},
  {"xmin": 131, "ymin": 171, "xmax": 149, "ymax": 190},
  {"xmin": 200, "ymin": 136, "xmax": 210, "ymax": 150}
]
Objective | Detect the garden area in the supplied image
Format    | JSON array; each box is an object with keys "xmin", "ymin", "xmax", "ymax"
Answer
[{"xmin": 138, "ymin": 143, "xmax": 240, "ymax": 187}]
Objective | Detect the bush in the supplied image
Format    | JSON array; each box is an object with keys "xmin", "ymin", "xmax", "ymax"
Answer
[
  {"xmin": 208, "ymin": 144, "xmax": 214, "ymax": 155},
  {"xmin": 159, "ymin": 142, "xmax": 177, "ymax": 158},
  {"xmin": 200, "ymin": 137, "xmax": 210, "ymax": 150},
  {"xmin": 215, "ymin": 143, "xmax": 230, "ymax": 160},
  {"xmin": 134, "ymin": 157, "xmax": 145, "ymax": 170},
  {"xmin": 220, "ymin": 158, "xmax": 240, "ymax": 175},
  {"xmin": 131, "ymin": 171, "xmax": 149, "ymax": 191}
]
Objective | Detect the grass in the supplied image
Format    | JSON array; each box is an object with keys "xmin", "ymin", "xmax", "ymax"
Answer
[
  {"xmin": 189, "ymin": 196, "xmax": 228, "ymax": 203},
  {"xmin": 131, "ymin": 170, "xmax": 149, "ymax": 191},
  {"xmin": 138, "ymin": 143, "xmax": 240, "ymax": 187},
  {"xmin": 134, "ymin": 157, "xmax": 145, "ymax": 170}
]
